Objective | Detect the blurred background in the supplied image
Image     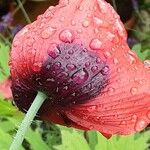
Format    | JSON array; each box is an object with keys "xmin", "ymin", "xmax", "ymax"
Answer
[{"xmin": 0, "ymin": 0, "xmax": 150, "ymax": 150}]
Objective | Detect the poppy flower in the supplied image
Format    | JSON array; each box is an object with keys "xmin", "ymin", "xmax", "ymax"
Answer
[{"xmin": 10, "ymin": 0, "xmax": 150, "ymax": 138}]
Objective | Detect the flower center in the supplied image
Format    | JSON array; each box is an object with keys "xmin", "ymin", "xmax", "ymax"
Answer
[
  {"xmin": 40, "ymin": 43, "xmax": 109, "ymax": 106},
  {"xmin": 12, "ymin": 43, "xmax": 109, "ymax": 111}
]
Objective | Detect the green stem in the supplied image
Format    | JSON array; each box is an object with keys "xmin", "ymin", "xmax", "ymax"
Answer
[
  {"xmin": 9, "ymin": 91, "xmax": 47, "ymax": 150},
  {"xmin": 16, "ymin": 0, "xmax": 31, "ymax": 23}
]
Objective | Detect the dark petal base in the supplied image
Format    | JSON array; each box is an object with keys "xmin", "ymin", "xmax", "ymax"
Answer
[{"xmin": 12, "ymin": 43, "xmax": 109, "ymax": 114}]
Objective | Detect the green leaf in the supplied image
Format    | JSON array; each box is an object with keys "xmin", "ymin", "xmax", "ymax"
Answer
[
  {"xmin": 0, "ymin": 100, "xmax": 22, "ymax": 117},
  {"xmin": 132, "ymin": 43, "xmax": 149, "ymax": 60},
  {"xmin": 55, "ymin": 128, "xmax": 90, "ymax": 150},
  {"xmin": 0, "ymin": 41, "xmax": 10, "ymax": 81},
  {"xmin": 25, "ymin": 128, "xmax": 50, "ymax": 150},
  {"xmin": 86, "ymin": 131, "xmax": 150, "ymax": 150}
]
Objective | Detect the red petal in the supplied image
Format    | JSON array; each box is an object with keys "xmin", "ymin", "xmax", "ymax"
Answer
[
  {"xmin": 10, "ymin": 0, "xmax": 150, "ymax": 136},
  {"xmin": 65, "ymin": 44, "xmax": 150, "ymax": 135},
  {"xmin": 0, "ymin": 78, "xmax": 12, "ymax": 99}
]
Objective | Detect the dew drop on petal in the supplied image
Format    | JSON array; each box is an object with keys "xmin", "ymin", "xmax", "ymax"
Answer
[
  {"xmin": 85, "ymin": 62, "xmax": 91, "ymax": 67},
  {"xmin": 59, "ymin": 0, "xmax": 69, "ymax": 6},
  {"xmin": 41, "ymin": 27, "xmax": 56, "ymax": 39},
  {"xmin": 104, "ymin": 51, "xmax": 111, "ymax": 58},
  {"xmin": 53, "ymin": 62, "xmax": 61, "ymax": 69},
  {"xmin": 13, "ymin": 40, "xmax": 19, "ymax": 47},
  {"xmin": 144, "ymin": 60, "xmax": 150, "ymax": 68},
  {"xmin": 96, "ymin": 58, "xmax": 101, "ymax": 64},
  {"xmin": 59, "ymin": 72, "xmax": 68, "ymax": 78},
  {"xmin": 127, "ymin": 51, "xmax": 137, "ymax": 64},
  {"xmin": 32, "ymin": 62, "xmax": 42, "ymax": 72},
  {"xmin": 72, "ymin": 69, "xmax": 89, "ymax": 84},
  {"xmin": 134, "ymin": 118, "xmax": 147, "ymax": 132},
  {"xmin": 101, "ymin": 66, "xmax": 109, "ymax": 75},
  {"xmin": 91, "ymin": 66, "xmax": 98, "ymax": 73},
  {"xmin": 117, "ymin": 67, "xmax": 121, "ymax": 73},
  {"xmin": 108, "ymin": 87, "xmax": 115, "ymax": 95},
  {"xmin": 79, "ymin": 5, "xmax": 83, "ymax": 11},
  {"xmin": 68, "ymin": 49, "xmax": 74, "ymax": 55},
  {"xmin": 93, "ymin": 17, "xmax": 103, "ymax": 26},
  {"xmin": 77, "ymin": 28, "xmax": 83, "ymax": 33},
  {"xmin": 89, "ymin": 125, "xmax": 94, "ymax": 130},
  {"xmin": 47, "ymin": 43, "xmax": 60, "ymax": 59},
  {"xmin": 59, "ymin": 29, "xmax": 74, "ymax": 43},
  {"xmin": 113, "ymin": 58, "xmax": 119, "ymax": 64},
  {"xmin": 66, "ymin": 64, "xmax": 76, "ymax": 71},
  {"xmin": 88, "ymin": 105, "xmax": 97, "ymax": 112},
  {"xmin": 120, "ymin": 121, "xmax": 127, "ymax": 125},
  {"xmin": 82, "ymin": 20, "xmax": 90, "ymax": 28},
  {"xmin": 90, "ymin": 38, "xmax": 102, "ymax": 50},
  {"xmin": 130, "ymin": 87, "xmax": 138, "ymax": 95},
  {"xmin": 71, "ymin": 20, "xmax": 76, "ymax": 26}
]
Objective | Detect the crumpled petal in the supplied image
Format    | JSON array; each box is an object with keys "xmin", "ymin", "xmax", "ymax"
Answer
[{"xmin": 10, "ymin": 0, "xmax": 150, "ymax": 137}]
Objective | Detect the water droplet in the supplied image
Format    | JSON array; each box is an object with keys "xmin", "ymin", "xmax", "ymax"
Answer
[
  {"xmin": 53, "ymin": 62, "xmax": 61, "ymax": 69},
  {"xmin": 41, "ymin": 27, "xmax": 56, "ymax": 39},
  {"xmin": 89, "ymin": 125, "xmax": 94, "ymax": 130},
  {"xmin": 91, "ymin": 66, "xmax": 98, "ymax": 73},
  {"xmin": 46, "ymin": 64, "xmax": 51, "ymax": 69},
  {"xmin": 90, "ymin": 38, "xmax": 102, "ymax": 50},
  {"xmin": 68, "ymin": 49, "xmax": 74, "ymax": 55},
  {"xmin": 93, "ymin": 17, "xmax": 103, "ymax": 26},
  {"xmin": 101, "ymin": 66, "xmax": 109, "ymax": 75},
  {"xmin": 106, "ymin": 32, "xmax": 115, "ymax": 41},
  {"xmin": 86, "ymin": 83, "xmax": 92, "ymax": 90},
  {"xmin": 27, "ymin": 39, "xmax": 34, "ymax": 46},
  {"xmin": 127, "ymin": 51, "xmax": 136, "ymax": 64},
  {"xmin": 117, "ymin": 67, "xmax": 121, "ymax": 73},
  {"xmin": 132, "ymin": 114, "xmax": 137, "ymax": 122},
  {"xmin": 104, "ymin": 51, "xmax": 111, "ymax": 58},
  {"xmin": 97, "ymin": 0, "xmax": 107, "ymax": 13},
  {"xmin": 96, "ymin": 58, "xmax": 101, "ymax": 64},
  {"xmin": 85, "ymin": 62, "xmax": 91, "ymax": 67},
  {"xmin": 32, "ymin": 62, "xmax": 42, "ymax": 72},
  {"xmin": 72, "ymin": 69, "xmax": 88, "ymax": 84},
  {"xmin": 108, "ymin": 87, "xmax": 115, "ymax": 95},
  {"xmin": 66, "ymin": 64, "xmax": 76, "ymax": 71},
  {"xmin": 88, "ymin": 105, "xmax": 97, "ymax": 112},
  {"xmin": 113, "ymin": 58, "xmax": 119, "ymax": 64},
  {"xmin": 71, "ymin": 20, "xmax": 76, "ymax": 26},
  {"xmin": 147, "ymin": 110, "xmax": 150, "ymax": 119},
  {"xmin": 130, "ymin": 87, "xmax": 138, "ymax": 95},
  {"xmin": 13, "ymin": 40, "xmax": 19, "ymax": 47},
  {"xmin": 59, "ymin": 72, "xmax": 68, "ymax": 78},
  {"xmin": 144, "ymin": 60, "xmax": 150, "ymax": 68},
  {"xmin": 65, "ymin": 55, "xmax": 70, "ymax": 59},
  {"xmin": 47, "ymin": 43, "xmax": 60, "ymax": 59},
  {"xmin": 82, "ymin": 20, "xmax": 90, "ymax": 28},
  {"xmin": 59, "ymin": 0, "xmax": 69, "ymax": 6},
  {"xmin": 46, "ymin": 78, "xmax": 55, "ymax": 82},
  {"xmin": 120, "ymin": 121, "xmax": 126, "ymax": 125},
  {"xmin": 63, "ymin": 86, "xmax": 68, "ymax": 90},
  {"xmin": 59, "ymin": 29, "xmax": 74, "ymax": 43},
  {"xmin": 77, "ymin": 28, "xmax": 83, "ymax": 33},
  {"xmin": 135, "ymin": 118, "xmax": 147, "ymax": 132},
  {"xmin": 79, "ymin": 6, "xmax": 83, "ymax": 11}
]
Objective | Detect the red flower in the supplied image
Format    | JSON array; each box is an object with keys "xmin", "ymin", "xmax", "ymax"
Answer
[{"xmin": 10, "ymin": 0, "xmax": 150, "ymax": 138}]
